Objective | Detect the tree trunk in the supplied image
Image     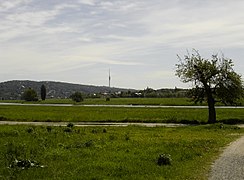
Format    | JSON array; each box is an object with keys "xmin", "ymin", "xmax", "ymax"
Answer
[{"xmin": 207, "ymin": 95, "xmax": 216, "ymax": 123}]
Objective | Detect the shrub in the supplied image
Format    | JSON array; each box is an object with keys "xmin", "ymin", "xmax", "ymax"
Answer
[
  {"xmin": 92, "ymin": 129, "xmax": 98, "ymax": 134},
  {"xmin": 125, "ymin": 134, "xmax": 130, "ymax": 141},
  {"xmin": 63, "ymin": 128, "xmax": 72, "ymax": 133},
  {"xmin": 0, "ymin": 116, "xmax": 7, "ymax": 121},
  {"xmin": 84, "ymin": 140, "xmax": 94, "ymax": 147},
  {"xmin": 70, "ymin": 92, "xmax": 83, "ymax": 102},
  {"xmin": 67, "ymin": 123, "xmax": 74, "ymax": 128},
  {"xmin": 26, "ymin": 127, "xmax": 34, "ymax": 133},
  {"xmin": 157, "ymin": 154, "xmax": 172, "ymax": 166},
  {"xmin": 9, "ymin": 159, "xmax": 45, "ymax": 169},
  {"xmin": 22, "ymin": 88, "xmax": 38, "ymax": 101},
  {"xmin": 46, "ymin": 126, "xmax": 52, "ymax": 132}
]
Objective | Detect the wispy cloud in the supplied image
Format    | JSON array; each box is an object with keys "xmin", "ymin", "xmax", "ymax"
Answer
[
  {"xmin": 0, "ymin": 0, "xmax": 31, "ymax": 11},
  {"xmin": 0, "ymin": 0, "xmax": 244, "ymax": 88}
]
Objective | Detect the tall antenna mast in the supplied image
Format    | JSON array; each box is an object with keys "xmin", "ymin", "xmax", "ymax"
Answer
[{"xmin": 109, "ymin": 68, "xmax": 111, "ymax": 88}]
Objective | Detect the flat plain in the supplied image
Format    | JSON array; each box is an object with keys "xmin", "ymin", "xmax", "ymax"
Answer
[
  {"xmin": 0, "ymin": 98, "xmax": 243, "ymax": 179},
  {"xmin": 0, "ymin": 105, "xmax": 243, "ymax": 124},
  {"xmin": 0, "ymin": 124, "xmax": 243, "ymax": 179}
]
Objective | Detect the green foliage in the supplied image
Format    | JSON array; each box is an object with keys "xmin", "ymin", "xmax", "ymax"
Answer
[
  {"xmin": 157, "ymin": 153, "xmax": 172, "ymax": 166},
  {"xmin": 67, "ymin": 123, "xmax": 74, "ymax": 128},
  {"xmin": 0, "ymin": 125, "xmax": 242, "ymax": 179},
  {"xmin": 40, "ymin": 85, "xmax": 46, "ymax": 101},
  {"xmin": 70, "ymin": 92, "xmax": 83, "ymax": 102},
  {"xmin": 63, "ymin": 127, "xmax": 72, "ymax": 133},
  {"xmin": 26, "ymin": 127, "xmax": 34, "ymax": 133},
  {"xmin": 176, "ymin": 50, "xmax": 244, "ymax": 123},
  {"xmin": 21, "ymin": 88, "xmax": 38, "ymax": 101}
]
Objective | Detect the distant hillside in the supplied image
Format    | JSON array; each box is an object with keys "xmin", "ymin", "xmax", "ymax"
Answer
[{"xmin": 0, "ymin": 80, "xmax": 133, "ymax": 100}]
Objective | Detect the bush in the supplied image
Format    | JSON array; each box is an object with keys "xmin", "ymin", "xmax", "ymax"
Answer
[
  {"xmin": 22, "ymin": 88, "xmax": 38, "ymax": 101},
  {"xmin": 67, "ymin": 123, "xmax": 74, "ymax": 128},
  {"xmin": 157, "ymin": 154, "xmax": 172, "ymax": 166},
  {"xmin": 63, "ymin": 128, "xmax": 72, "ymax": 133},
  {"xmin": 84, "ymin": 140, "xmax": 94, "ymax": 147},
  {"xmin": 46, "ymin": 126, "xmax": 52, "ymax": 132},
  {"xmin": 70, "ymin": 92, "xmax": 83, "ymax": 102},
  {"xmin": 26, "ymin": 127, "xmax": 34, "ymax": 133}
]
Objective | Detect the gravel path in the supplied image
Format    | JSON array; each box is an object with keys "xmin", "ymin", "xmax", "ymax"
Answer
[
  {"xmin": 209, "ymin": 135, "xmax": 244, "ymax": 180},
  {"xmin": 0, "ymin": 121, "xmax": 187, "ymax": 127}
]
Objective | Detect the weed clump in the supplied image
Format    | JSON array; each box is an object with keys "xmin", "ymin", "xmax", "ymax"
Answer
[
  {"xmin": 103, "ymin": 128, "xmax": 107, "ymax": 133},
  {"xmin": 46, "ymin": 126, "xmax": 52, "ymax": 132},
  {"xmin": 206, "ymin": 123, "xmax": 240, "ymax": 130},
  {"xmin": 0, "ymin": 116, "xmax": 7, "ymax": 120},
  {"xmin": 125, "ymin": 134, "xmax": 130, "ymax": 141},
  {"xmin": 92, "ymin": 129, "xmax": 98, "ymax": 134},
  {"xmin": 157, "ymin": 154, "xmax": 172, "ymax": 166},
  {"xmin": 84, "ymin": 140, "xmax": 94, "ymax": 147},
  {"xmin": 63, "ymin": 128, "xmax": 72, "ymax": 133},
  {"xmin": 8, "ymin": 159, "xmax": 45, "ymax": 169},
  {"xmin": 67, "ymin": 123, "xmax": 74, "ymax": 128},
  {"xmin": 26, "ymin": 127, "xmax": 34, "ymax": 133}
]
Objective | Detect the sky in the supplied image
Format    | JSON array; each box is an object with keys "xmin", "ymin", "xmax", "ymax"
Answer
[{"xmin": 0, "ymin": 0, "xmax": 244, "ymax": 89}]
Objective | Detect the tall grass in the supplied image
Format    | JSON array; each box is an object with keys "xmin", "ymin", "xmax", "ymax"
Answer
[{"xmin": 0, "ymin": 125, "xmax": 242, "ymax": 179}]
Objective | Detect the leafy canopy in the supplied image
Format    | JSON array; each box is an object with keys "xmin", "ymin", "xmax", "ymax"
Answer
[
  {"xmin": 70, "ymin": 92, "xmax": 83, "ymax": 102},
  {"xmin": 22, "ymin": 88, "xmax": 38, "ymax": 101},
  {"xmin": 176, "ymin": 50, "xmax": 243, "ymax": 105}
]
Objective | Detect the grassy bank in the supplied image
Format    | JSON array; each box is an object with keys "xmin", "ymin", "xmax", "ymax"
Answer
[
  {"xmin": 0, "ymin": 124, "xmax": 242, "ymax": 179},
  {"xmin": 0, "ymin": 105, "xmax": 243, "ymax": 124}
]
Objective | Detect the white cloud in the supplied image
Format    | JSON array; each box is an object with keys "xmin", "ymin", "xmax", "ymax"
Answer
[
  {"xmin": 78, "ymin": 0, "xmax": 96, "ymax": 6},
  {"xmin": 0, "ymin": 0, "xmax": 244, "ymax": 88},
  {"xmin": 0, "ymin": 0, "xmax": 31, "ymax": 11},
  {"xmin": 6, "ymin": 11, "xmax": 58, "ymax": 26}
]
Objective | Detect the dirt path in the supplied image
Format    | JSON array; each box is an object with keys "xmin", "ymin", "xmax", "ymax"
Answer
[
  {"xmin": 1, "ymin": 102, "xmax": 244, "ymax": 109},
  {"xmin": 209, "ymin": 135, "xmax": 244, "ymax": 180},
  {"xmin": 0, "ymin": 121, "xmax": 188, "ymax": 127}
]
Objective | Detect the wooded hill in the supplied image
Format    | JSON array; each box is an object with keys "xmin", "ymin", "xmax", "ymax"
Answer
[{"xmin": 0, "ymin": 80, "xmax": 132, "ymax": 100}]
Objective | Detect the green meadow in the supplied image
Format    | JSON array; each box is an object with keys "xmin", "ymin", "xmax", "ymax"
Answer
[
  {"xmin": 0, "ymin": 124, "xmax": 242, "ymax": 179},
  {"xmin": 1, "ymin": 97, "xmax": 243, "ymax": 107},
  {"xmin": 0, "ymin": 105, "xmax": 243, "ymax": 124},
  {"xmin": 0, "ymin": 98, "xmax": 243, "ymax": 179},
  {"xmin": 1, "ymin": 98, "xmax": 195, "ymax": 105}
]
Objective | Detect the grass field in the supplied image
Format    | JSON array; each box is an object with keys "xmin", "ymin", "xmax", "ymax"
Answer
[
  {"xmin": 0, "ymin": 124, "xmax": 242, "ymax": 179},
  {"xmin": 2, "ymin": 97, "xmax": 244, "ymax": 106},
  {"xmin": 0, "ymin": 105, "xmax": 243, "ymax": 124}
]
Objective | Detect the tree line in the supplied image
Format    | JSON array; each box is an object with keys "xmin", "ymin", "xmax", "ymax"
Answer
[
  {"xmin": 22, "ymin": 84, "xmax": 47, "ymax": 101},
  {"xmin": 22, "ymin": 85, "xmax": 84, "ymax": 102}
]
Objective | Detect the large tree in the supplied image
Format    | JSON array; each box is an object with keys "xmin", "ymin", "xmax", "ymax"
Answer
[
  {"xmin": 22, "ymin": 88, "xmax": 38, "ymax": 101},
  {"xmin": 70, "ymin": 92, "xmax": 83, "ymax": 102},
  {"xmin": 41, "ymin": 84, "xmax": 46, "ymax": 101},
  {"xmin": 176, "ymin": 50, "xmax": 243, "ymax": 123}
]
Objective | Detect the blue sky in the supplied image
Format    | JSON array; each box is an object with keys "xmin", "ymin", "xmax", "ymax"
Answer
[{"xmin": 1, "ymin": 0, "xmax": 244, "ymax": 89}]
